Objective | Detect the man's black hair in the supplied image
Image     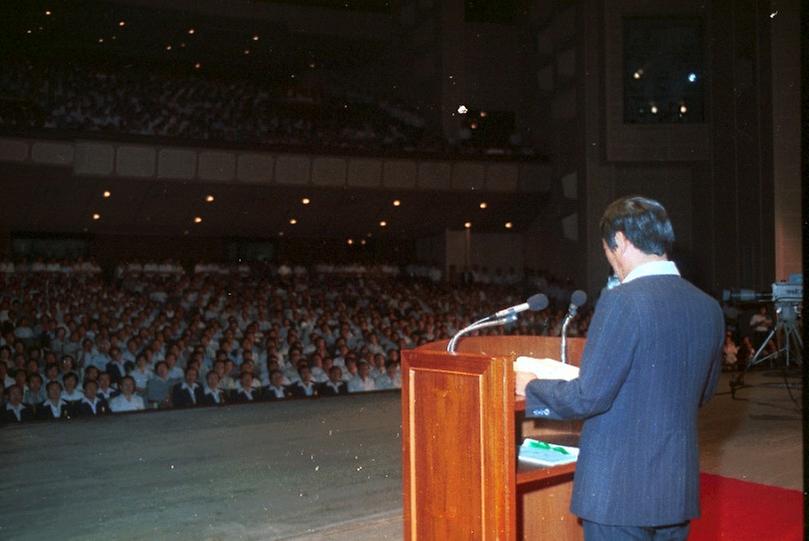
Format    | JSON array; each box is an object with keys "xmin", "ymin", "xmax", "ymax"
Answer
[{"xmin": 600, "ymin": 196, "xmax": 675, "ymax": 256}]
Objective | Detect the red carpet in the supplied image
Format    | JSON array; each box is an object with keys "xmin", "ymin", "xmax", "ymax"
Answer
[{"xmin": 691, "ymin": 473, "xmax": 804, "ymax": 540}]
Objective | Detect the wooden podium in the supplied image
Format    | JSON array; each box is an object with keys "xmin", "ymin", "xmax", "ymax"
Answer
[{"xmin": 401, "ymin": 335, "xmax": 585, "ymax": 540}]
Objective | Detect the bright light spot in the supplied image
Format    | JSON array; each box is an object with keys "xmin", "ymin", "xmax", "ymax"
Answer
[
  {"xmin": 92, "ymin": 213, "xmax": 101, "ymax": 220},
  {"xmin": 347, "ymin": 239, "xmax": 354, "ymax": 245},
  {"xmin": 505, "ymin": 222, "xmax": 513, "ymax": 229},
  {"xmin": 379, "ymin": 221, "xmax": 387, "ymax": 227},
  {"xmin": 103, "ymin": 190, "xmax": 111, "ymax": 198},
  {"xmin": 194, "ymin": 62, "xmax": 202, "ymax": 69},
  {"xmin": 252, "ymin": 35, "xmax": 260, "ymax": 41},
  {"xmin": 688, "ymin": 72, "xmax": 697, "ymax": 83},
  {"xmin": 360, "ymin": 239, "xmax": 366, "ymax": 245},
  {"xmin": 289, "ymin": 218, "xmax": 297, "ymax": 225},
  {"xmin": 301, "ymin": 197, "xmax": 310, "ymax": 205},
  {"xmin": 457, "ymin": 105, "xmax": 468, "ymax": 114},
  {"xmin": 470, "ymin": 122, "xmax": 478, "ymax": 129},
  {"xmin": 194, "ymin": 216, "xmax": 203, "ymax": 224},
  {"xmin": 650, "ymin": 105, "xmax": 658, "ymax": 114},
  {"xmin": 480, "ymin": 111, "xmax": 487, "ymax": 118},
  {"xmin": 244, "ymin": 49, "xmax": 250, "ymax": 55},
  {"xmin": 392, "ymin": 200, "xmax": 401, "ymax": 207},
  {"xmin": 278, "ymin": 231, "xmax": 284, "ymax": 236},
  {"xmin": 679, "ymin": 104, "xmax": 688, "ymax": 114},
  {"xmin": 205, "ymin": 195, "xmax": 215, "ymax": 203},
  {"xmin": 309, "ymin": 63, "xmax": 316, "ymax": 69},
  {"xmin": 770, "ymin": 11, "xmax": 778, "ymax": 18},
  {"xmin": 26, "ymin": 29, "xmax": 32, "ymax": 34},
  {"xmin": 479, "ymin": 202, "xmax": 487, "ymax": 209},
  {"xmin": 118, "ymin": 20, "xmax": 126, "ymax": 27},
  {"xmin": 464, "ymin": 222, "xmax": 472, "ymax": 229},
  {"xmin": 633, "ymin": 71, "xmax": 641, "ymax": 79},
  {"xmin": 188, "ymin": 28, "xmax": 195, "ymax": 35},
  {"xmin": 45, "ymin": 10, "xmax": 52, "ymax": 16},
  {"xmin": 165, "ymin": 45, "xmax": 172, "ymax": 51},
  {"xmin": 98, "ymin": 38, "xmax": 104, "ymax": 43}
]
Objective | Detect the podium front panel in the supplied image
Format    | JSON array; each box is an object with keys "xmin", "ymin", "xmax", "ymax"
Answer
[{"xmin": 402, "ymin": 351, "xmax": 514, "ymax": 541}]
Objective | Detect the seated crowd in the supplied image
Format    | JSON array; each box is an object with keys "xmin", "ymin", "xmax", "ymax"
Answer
[
  {"xmin": 0, "ymin": 60, "xmax": 537, "ymax": 157},
  {"xmin": 0, "ymin": 258, "xmax": 589, "ymax": 425}
]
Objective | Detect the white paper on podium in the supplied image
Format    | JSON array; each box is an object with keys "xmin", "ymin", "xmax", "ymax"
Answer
[{"xmin": 513, "ymin": 356, "xmax": 580, "ymax": 381}]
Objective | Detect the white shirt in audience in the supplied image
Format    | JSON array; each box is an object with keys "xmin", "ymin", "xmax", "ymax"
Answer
[{"xmin": 110, "ymin": 394, "xmax": 145, "ymax": 413}]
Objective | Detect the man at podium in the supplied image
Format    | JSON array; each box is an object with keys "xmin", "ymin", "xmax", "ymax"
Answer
[{"xmin": 516, "ymin": 196, "xmax": 724, "ymax": 541}]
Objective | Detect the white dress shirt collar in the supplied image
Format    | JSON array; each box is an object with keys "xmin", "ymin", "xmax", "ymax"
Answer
[{"xmin": 622, "ymin": 260, "xmax": 680, "ymax": 284}]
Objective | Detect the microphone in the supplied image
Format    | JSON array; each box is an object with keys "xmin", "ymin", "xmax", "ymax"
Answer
[
  {"xmin": 447, "ymin": 293, "xmax": 549, "ymax": 352},
  {"xmin": 561, "ymin": 290, "xmax": 587, "ymax": 364},
  {"xmin": 566, "ymin": 290, "xmax": 587, "ymax": 317},
  {"xmin": 491, "ymin": 293, "xmax": 549, "ymax": 320}
]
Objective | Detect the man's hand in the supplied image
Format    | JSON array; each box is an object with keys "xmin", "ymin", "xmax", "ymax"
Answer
[{"xmin": 515, "ymin": 371, "xmax": 537, "ymax": 397}]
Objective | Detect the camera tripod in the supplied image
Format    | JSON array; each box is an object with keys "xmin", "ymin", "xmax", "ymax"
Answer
[{"xmin": 729, "ymin": 302, "xmax": 802, "ymax": 399}]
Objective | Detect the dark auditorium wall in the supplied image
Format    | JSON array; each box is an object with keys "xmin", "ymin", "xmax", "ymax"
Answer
[
  {"xmin": 92, "ymin": 235, "xmax": 225, "ymax": 269},
  {"xmin": 519, "ymin": 0, "xmax": 785, "ymax": 297}
]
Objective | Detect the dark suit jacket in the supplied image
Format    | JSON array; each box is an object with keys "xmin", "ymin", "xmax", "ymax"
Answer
[
  {"xmin": 4, "ymin": 404, "xmax": 34, "ymax": 423},
  {"xmin": 78, "ymin": 397, "xmax": 110, "ymax": 416},
  {"xmin": 35, "ymin": 400, "xmax": 73, "ymax": 421},
  {"xmin": 171, "ymin": 383, "xmax": 205, "ymax": 408},
  {"xmin": 289, "ymin": 381, "xmax": 319, "ymax": 398},
  {"xmin": 264, "ymin": 385, "xmax": 293, "ymax": 401},
  {"xmin": 201, "ymin": 389, "xmax": 226, "ymax": 406},
  {"xmin": 232, "ymin": 388, "xmax": 262, "ymax": 403},
  {"xmin": 318, "ymin": 380, "xmax": 348, "ymax": 396},
  {"xmin": 107, "ymin": 362, "xmax": 133, "ymax": 385},
  {"xmin": 525, "ymin": 275, "xmax": 723, "ymax": 527}
]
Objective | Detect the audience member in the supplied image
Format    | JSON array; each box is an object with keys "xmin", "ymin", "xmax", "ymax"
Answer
[{"xmin": 109, "ymin": 376, "xmax": 145, "ymax": 413}]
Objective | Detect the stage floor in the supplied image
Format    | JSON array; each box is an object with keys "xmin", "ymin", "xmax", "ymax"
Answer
[{"xmin": 0, "ymin": 370, "xmax": 801, "ymax": 540}]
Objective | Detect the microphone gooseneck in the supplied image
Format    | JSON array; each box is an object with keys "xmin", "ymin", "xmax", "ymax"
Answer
[
  {"xmin": 561, "ymin": 290, "xmax": 587, "ymax": 364},
  {"xmin": 447, "ymin": 293, "xmax": 549, "ymax": 353}
]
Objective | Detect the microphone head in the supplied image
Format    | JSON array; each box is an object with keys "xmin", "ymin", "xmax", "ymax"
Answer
[
  {"xmin": 527, "ymin": 293, "xmax": 549, "ymax": 312},
  {"xmin": 570, "ymin": 290, "xmax": 588, "ymax": 308}
]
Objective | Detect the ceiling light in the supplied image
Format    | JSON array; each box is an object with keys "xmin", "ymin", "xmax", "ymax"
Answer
[
  {"xmin": 194, "ymin": 62, "xmax": 202, "ymax": 69},
  {"xmin": 244, "ymin": 49, "xmax": 250, "ymax": 55},
  {"xmin": 205, "ymin": 195, "xmax": 215, "ymax": 203},
  {"xmin": 103, "ymin": 190, "xmax": 111, "ymax": 198},
  {"xmin": 457, "ymin": 105, "xmax": 467, "ymax": 114},
  {"xmin": 479, "ymin": 202, "xmax": 487, "ymax": 209},
  {"xmin": 194, "ymin": 216, "xmax": 203, "ymax": 224},
  {"xmin": 118, "ymin": 21, "xmax": 126, "ymax": 27},
  {"xmin": 188, "ymin": 28, "xmax": 195, "ymax": 35},
  {"xmin": 650, "ymin": 105, "xmax": 658, "ymax": 114},
  {"xmin": 165, "ymin": 44, "xmax": 172, "ymax": 51},
  {"xmin": 92, "ymin": 213, "xmax": 101, "ymax": 221},
  {"xmin": 347, "ymin": 239, "xmax": 354, "ymax": 245},
  {"xmin": 45, "ymin": 10, "xmax": 52, "ymax": 16},
  {"xmin": 505, "ymin": 222, "xmax": 513, "ymax": 229},
  {"xmin": 289, "ymin": 218, "xmax": 297, "ymax": 225},
  {"xmin": 392, "ymin": 200, "xmax": 401, "ymax": 207},
  {"xmin": 679, "ymin": 104, "xmax": 688, "ymax": 114},
  {"xmin": 301, "ymin": 197, "xmax": 310, "ymax": 205},
  {"xmin": 360, "ymin": 239, "xmax": 366, "ymax": 245},
  {"xmin": 252, "ymin": 35, "xmax": 260, "ymax": 41},
  {"xmin": 480, "ymin": 111, "xmax": 487, "ymax": 118},
  {"xmin": 379, "ymin": 221, "xmax": 387, "ymax": 227},
  {"xmin": 309, "ymin": 63, "xmax": 316, "ymax": 69},
  {"xmin": 464, "ymin": 222, "xmax": 472, "ymax": 229},
  {"xmin": 98, "ymin": 38, "xmax": 104, "ymax": 43}
]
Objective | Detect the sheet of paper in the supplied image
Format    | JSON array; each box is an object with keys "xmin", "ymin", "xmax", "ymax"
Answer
[{"xmin": 513, "ymin": 356, "xmax": 580, "ymax": 381}]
